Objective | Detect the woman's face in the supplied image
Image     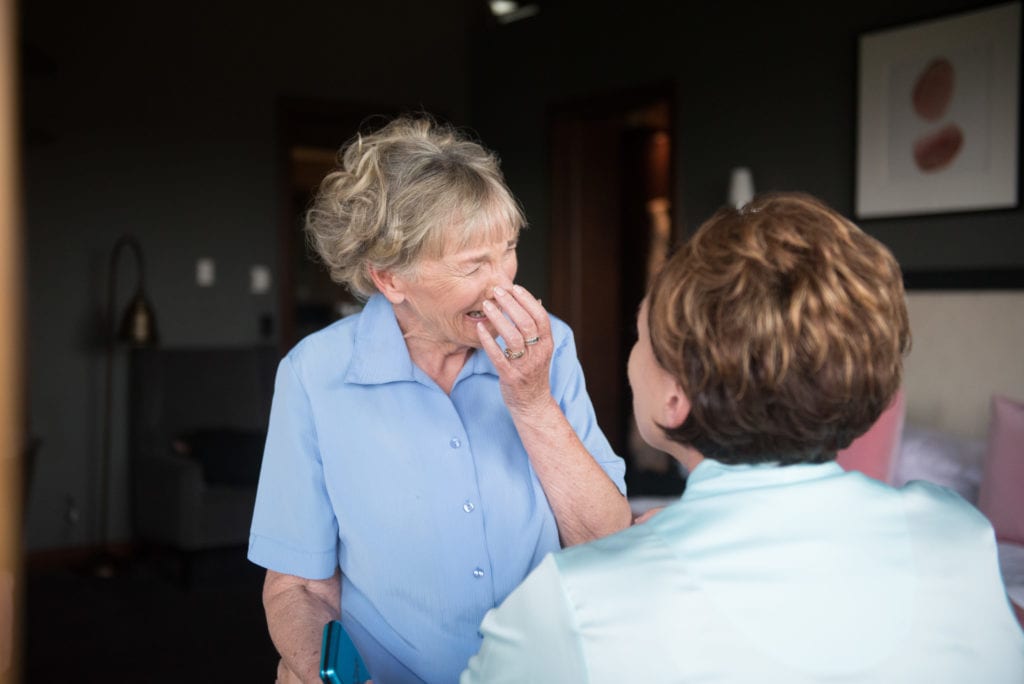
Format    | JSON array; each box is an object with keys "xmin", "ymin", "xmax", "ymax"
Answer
[
  {"xmin": 395, "ymin": 232, "xmax": 518, "ymax": 352},
  {"xmin": 628, "ymin": 298, "xmax": 685, "ymax": 452}
]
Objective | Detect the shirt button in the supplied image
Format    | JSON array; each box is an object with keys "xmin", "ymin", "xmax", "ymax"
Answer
[
  {"xmin": 450, "ymin": 438, "xmax": 462, "ymax": 448},
  {"xmin": 473, "ymin": 567, "xmax": 485, "ymax": 578},
  {"xmin": 463, "ymin": 501, "xmax": 475, "ymax": 513}
]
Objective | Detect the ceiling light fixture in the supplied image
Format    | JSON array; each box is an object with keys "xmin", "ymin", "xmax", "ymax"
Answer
[{"xmin": 488, "ymin": 0, "xmax": 540, "ymax": 24}]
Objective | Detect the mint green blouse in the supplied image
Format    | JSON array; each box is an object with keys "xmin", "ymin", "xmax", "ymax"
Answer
[{"xmin": 462, "ymin": 459, "xmax": 1024, "ymax": 683}]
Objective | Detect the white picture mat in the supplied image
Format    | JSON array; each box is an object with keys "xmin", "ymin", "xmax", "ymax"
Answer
[{"xmin": 856, "ymin": 2, "xmax": 1020, "ymax": 218}]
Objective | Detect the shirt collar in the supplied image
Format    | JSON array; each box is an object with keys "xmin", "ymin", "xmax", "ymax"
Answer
[
  {"xmin": 682, "ymin": 458, "xmax": 845, "ymax": 501},
  {"xmin": 344, "ymin": 294, "xmax": 499, "ymax": 385}
]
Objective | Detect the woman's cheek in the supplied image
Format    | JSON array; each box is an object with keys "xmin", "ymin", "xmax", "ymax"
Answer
[{"xmin": 505, "ymin": 253, "xmax": 518, "ymax": 280}]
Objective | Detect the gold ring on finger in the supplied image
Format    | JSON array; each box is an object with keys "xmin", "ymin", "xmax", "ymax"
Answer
[
  {"xmin": 504, "ymin": 348, "xmax": 526, "ymax": 361},
  {"xmin": 524, "ymin": 336, "xmax": 540, "ymax": 346}
]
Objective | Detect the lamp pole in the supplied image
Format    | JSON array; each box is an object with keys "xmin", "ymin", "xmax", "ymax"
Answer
[{"xmin": 96, "ymin": 235, "xmax": 157, "ymax": 577}]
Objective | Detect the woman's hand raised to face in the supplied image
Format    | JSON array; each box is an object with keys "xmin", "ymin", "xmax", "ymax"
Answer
[{"xmin": 475, "ymin": 284, "xmax": 555, "ymax": 415}]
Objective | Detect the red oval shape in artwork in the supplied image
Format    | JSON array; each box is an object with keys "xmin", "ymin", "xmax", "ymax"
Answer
[
  {"xmin": 912, "ymin": 58, "xmax": 955, "ymax": 121},
  {"xmin": 913, "ymin": 123, "xmax": 964, "ymax": 172}
]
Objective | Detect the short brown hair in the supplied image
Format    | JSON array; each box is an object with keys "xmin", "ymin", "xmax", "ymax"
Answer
[{"xmin": 647, "ymin": 192, "xmax": 910, "ymax": 464}]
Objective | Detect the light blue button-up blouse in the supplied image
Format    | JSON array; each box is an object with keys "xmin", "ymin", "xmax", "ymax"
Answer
[{"xmin": 248, "ymin": 294, "xmax": 625, "ymax": 683}]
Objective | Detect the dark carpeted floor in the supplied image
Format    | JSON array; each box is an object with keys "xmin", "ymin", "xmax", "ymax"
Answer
[{"xmin": 25, "ymin": 546, "xmax": 280, "ymax": 683}]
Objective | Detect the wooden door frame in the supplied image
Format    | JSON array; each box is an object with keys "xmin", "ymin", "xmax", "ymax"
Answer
[
  {"xmin": 274, "ymin": 98, "xmax": 396, "ymax": 352},
  {"xmin": 546, "ymin": 83, "xmax": 677, "ymax": 455}
]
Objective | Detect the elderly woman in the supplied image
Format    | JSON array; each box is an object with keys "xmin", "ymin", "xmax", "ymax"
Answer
[
  {"xmin": 247, "ymin": 115, "xmax": 631, "ymax": 683},
  {"xmin": 462, "ymin": 193, "xmax": 1024, "ymax": 682}
]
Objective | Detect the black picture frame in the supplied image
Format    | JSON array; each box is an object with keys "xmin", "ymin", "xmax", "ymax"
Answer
[{"xmin": 855, "ymin": 3, "xmax": 1021, "ymax": 219}]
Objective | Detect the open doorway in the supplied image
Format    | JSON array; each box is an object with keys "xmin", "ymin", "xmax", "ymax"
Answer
[
  {"xmin": 275, "ymin": 101, "xmax": 398, "ymax": 351},
  {"xmin": 549, "ymin": 86, "xmax": 684, "ymax": 495}
]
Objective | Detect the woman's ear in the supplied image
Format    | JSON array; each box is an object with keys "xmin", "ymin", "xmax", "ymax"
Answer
[
  {"xmin": 368, "ymin": 267, "xmax": 406, "ymax": 304},
  {"xmin": 662, "ymin": 383, "xmax": 691, "ymax": 429}
]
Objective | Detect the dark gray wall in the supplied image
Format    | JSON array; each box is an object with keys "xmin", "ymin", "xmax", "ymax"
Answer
[
  {"xmin": 23, "ymin": 0, "xmax": 1022, "ymax": 551},
  {"xmin": 23, "ymin": 0, "xmax": 475, "ymax": 550},
  {"xmin": 469, "ymin": 0, "xmax": 1024, "ymax": 300}
]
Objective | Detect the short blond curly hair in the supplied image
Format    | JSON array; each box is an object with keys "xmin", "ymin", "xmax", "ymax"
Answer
[
  {"xmin": 647, "ymin": 192, "xmax": 910, "ymax": 464},
  {"xmin": 306, "ymin": 114, "xmax": 527, "ymax": 299}
]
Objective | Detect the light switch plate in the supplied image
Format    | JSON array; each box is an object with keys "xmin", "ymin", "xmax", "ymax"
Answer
[
  {"xmin": 196, "ymin": 257, "xmax": 216, "ymax": 287},
  {"xmin": 250, "ymin": 264, "xmax": 272, "ymax": 294}
]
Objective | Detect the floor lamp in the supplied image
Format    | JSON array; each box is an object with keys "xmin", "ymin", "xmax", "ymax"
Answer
[{"xmin": 95, "ymin": 235, "xmax": 158, "ymax": 578}]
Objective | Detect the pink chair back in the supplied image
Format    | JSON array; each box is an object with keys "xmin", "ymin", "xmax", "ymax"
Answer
[
  {"xmin": 978, "ymin": 395, "xmax": 1024, "ymax": 545},
  {"xmin": 837, "ymin": 389, "xmax": 906, "ymax": 483}
]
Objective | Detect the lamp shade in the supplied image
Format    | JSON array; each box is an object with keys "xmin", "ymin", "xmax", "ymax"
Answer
[
  {"xmin": 727, "ymin": 167, "xmax": 755, "ymax": 208},
  {"xmin": 117, "ymin": 288, "xmax": 159, "ymax": 346}
]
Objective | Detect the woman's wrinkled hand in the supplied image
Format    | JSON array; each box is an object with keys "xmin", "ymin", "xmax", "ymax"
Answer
[
  {"xmin": 476, "ymin": 284, "xmax": 554, "ymax": 415},
  {"xmin": 277, "ymin": 658, "xmax": 365, "ymax": 684}
]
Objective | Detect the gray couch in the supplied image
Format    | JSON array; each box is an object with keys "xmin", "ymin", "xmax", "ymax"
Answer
[{"xmin": 129, "ymin": 345, "xmax": 278, "ymax": 552}]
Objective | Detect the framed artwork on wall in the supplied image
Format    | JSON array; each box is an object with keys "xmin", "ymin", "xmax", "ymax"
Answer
[{"xmin": 856, "ymin": 2, "xmax": 1021, "ymax": 219}]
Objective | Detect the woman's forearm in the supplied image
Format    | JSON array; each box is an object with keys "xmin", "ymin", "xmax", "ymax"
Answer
[
  {"xmin": 263, "ymin": 569, "xmax": 341, "ymax": 683},
  {"xmin": 473, "ymin": 284, "xmax": 631, "ymax": 545},
  {"xmin": 512, "ymin": 397, "xmax": 632, "ymax": 546}
]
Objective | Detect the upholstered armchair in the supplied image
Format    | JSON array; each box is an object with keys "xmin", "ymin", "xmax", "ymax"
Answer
[{"xmin": 129, "ymin": 345, "xmax": 278, "ymax": 553}]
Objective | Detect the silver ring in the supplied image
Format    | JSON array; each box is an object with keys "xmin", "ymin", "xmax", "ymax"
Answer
[
  {"xmin": 504, "ymin": 348, "xmax": 526, "ymax": 361},
  {"xmin": 524, "ymin": 336, "xmax": 540, "ymax": 346}
]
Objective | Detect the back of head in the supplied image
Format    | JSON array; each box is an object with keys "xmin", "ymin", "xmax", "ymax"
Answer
[
  {"xmin": 306, "ymin": 114, "xmax": 525, "ymax": 299},
  {"xmin": 647, "ymin": 192, "xmax": 910, "ymax": 464}
]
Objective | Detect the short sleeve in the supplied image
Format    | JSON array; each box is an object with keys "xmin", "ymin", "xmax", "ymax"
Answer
[
  {"xmin": 248, "ymin": 355, "xmax": 338, "ymax": 579},
  {"xmin": 460, "ymin": 554, "xmax": 586, "ymax": 683},
  {"xmin": 551, "ymin": 323, "xmax": 627, "ymax": 495}
]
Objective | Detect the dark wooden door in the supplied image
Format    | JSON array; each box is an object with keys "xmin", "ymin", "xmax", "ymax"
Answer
[{"xmin": 548, "ymin": 91, "xmax": 682, "ymax": 493}]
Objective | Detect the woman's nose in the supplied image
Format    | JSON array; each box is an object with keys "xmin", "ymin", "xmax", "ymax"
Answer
[{"xmin": 488, "ymin": 270, "xmax": 514, "ymax": 297}]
